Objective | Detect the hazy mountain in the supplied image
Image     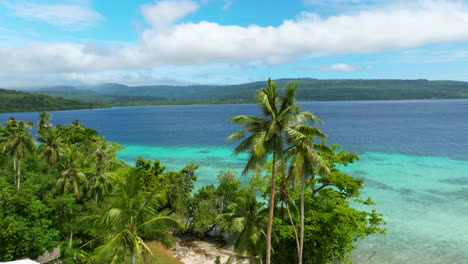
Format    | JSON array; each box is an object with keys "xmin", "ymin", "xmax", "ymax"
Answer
[{"xmin": 26, "ymin": 78, "xmax": 468, "ymax": 103}]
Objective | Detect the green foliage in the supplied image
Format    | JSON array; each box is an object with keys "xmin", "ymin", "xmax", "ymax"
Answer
[
  {"xmin": 0, "ymin": 88, "xmax": 104, "ymax": 113},
  {"xmin": 29, "ymin": 79, "xmax": 468, "ymax": 107},
  {"xmin": 272, "ymin": 145, "xmax": 385, "ymax": 264},
  {"xmin": 227, "ymin": 188, "xmax": 268, "ymax": 258},
  {"xmin": 0, "ymin": 118, "xmax": 36, "ymax": 189},
  {"xmin": 44, "ymin": 194, "xmax": 81, "ymax": 241},
  {"xmin": 55, "ymin": 145, "xmax": 88, "ymax": 199},
  {"xmin": 0, "ymin": 180, "xmax": 60, "ymax": 261},
  {"xmin": 56, "ymin": 121, "xmax": 98, "ymax": 146},
  {"xmin": 136, "ymin": 157, "xmax": 198, "ymax": 213},
  {"xmin": 83, "ymin": 170, "xmax": 180, "ymax": 264},
  {"xmin": 188, "ymin": 170, "xmax": 242, "ymax": 236},
  {"xmin": 273, "ymin": 191, "xmax": 385, "ymax": 264}
]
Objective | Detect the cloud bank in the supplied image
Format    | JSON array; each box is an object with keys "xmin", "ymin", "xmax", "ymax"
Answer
[{"xmin": 1, "ymin": 0, "xmax": 468, "ymax": 78}]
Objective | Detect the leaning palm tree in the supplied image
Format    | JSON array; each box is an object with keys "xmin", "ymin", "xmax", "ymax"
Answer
[
  {"xmin": 227, "ymin": 79, "xmax": 318, "ymax": 264},
  {"xmin": 84, "ymin": 170, "xmax": 180, "ymax": 264},
  {"xmin": 55, "ymin": 146, "xmax": 88, "ymax": 199},
  {"xmin": 0, "ymin": 119, "xmax": 36, "ymax": 190}
]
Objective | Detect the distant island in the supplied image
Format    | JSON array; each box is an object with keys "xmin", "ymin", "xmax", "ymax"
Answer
[
  {"xmin": 30, "ymin": 78, "xmax": 468, "ymax": 103},
  {"xmin": 3, "ymin": 78, "xmax": 468, "ymax": 112},
  {"xmin": 0, "ymin": 88, "xmax": 106, "ymax": 113}
]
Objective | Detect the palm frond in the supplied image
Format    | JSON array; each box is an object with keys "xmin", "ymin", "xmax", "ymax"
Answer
[
  {"xmin": 279, "ymin": 82, "xmax": 298, "ymax": 113},
  {"xmin": 226, "ymin": 129, "xmax": 246, "ymax": 141}
]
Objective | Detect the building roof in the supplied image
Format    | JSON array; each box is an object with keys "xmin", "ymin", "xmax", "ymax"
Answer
[{"xmin": 0, "ymin": 260, "xmax": 40, "ymax": 264}]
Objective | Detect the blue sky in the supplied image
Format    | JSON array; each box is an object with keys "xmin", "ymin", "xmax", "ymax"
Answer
[{"xmin": 1, "ymin": 0, "xmax": 468, "ymax": 87}]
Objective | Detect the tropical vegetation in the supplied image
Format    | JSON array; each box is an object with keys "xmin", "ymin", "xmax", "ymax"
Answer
[
  {"xmin": 30, "ymin": 79, "xmax": 468, "ymax": 106},
  {"xmin": 0, "ymin": 88, "xmax": 105, "ymax": 113}
]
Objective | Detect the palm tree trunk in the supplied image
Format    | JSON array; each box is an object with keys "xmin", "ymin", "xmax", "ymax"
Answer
[
  {"xmin": 13, "ymin": 156, "xmax": 16, "ymax": 172},
  {"xmin": 299, "ymin": 172, "xmax": 305, "ymax": 264},
  {"xmin": 69, "ymin": 228, "xmax": 73, "ymax": 249},
  {"xmin": 131, "ymin": 254, "xmax": 136, "ymax": 264},
  {"xmin": 17, "ymin": 159, "xmax": 21, "ymax": 190},
  {"xmin": 266, "ymin": 153, "xmax": 277, "ymax": 264},
  {"xmin": 285, "ymin": 201, "xmax": 300, "ymax": 262}
]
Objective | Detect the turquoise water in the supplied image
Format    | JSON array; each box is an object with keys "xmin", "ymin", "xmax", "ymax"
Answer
[
  {"xmin": 1, "ymin": 100, "xmax": 467, "ymax": 263},
  {"xmin": 348, "ymin": 153, "xmax": 468, "ymax": 263},
  {"xmin": 119, "ymin": 146, "xmax": 468, "ymax": 263}
]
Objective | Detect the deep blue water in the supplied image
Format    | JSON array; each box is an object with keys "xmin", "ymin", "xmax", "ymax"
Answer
[
  {"xmin": 1, "ymin": 99, "xmax": 468, "ymax": 263},
  {"xmin": 2, "ymin": 99, "xmax": 467, "ymax": 158}
]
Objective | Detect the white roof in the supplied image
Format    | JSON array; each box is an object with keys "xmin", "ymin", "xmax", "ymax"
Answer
[{"xmin": 0, "ymin": 260, "xmax": 40, "ymax": 264}]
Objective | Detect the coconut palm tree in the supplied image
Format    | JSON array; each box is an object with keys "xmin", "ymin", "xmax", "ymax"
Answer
[
  {"xmin": 85, "ymin": 170, "xmax": 180, "ymax": 264},
  {"xmin": 0, "ymin": 118, "xmax": 18, "ymax": 172},
  {"xmin": 87, "ymin": 137, "xmax": 114, "ymax": 202},
  {"xmin": 286, "ymin": 136, "xmax": 330, "ymax": 264},
  {"xmin": 228, "ymin": 189, "xmax": 268, "ymax": 263},
  {"xmin": 37, "ymin": 112, "xmax": 53, "ymax": 132},
  {"xmin": 0, "ymin": 119, "xmax": 36, "ymax": 190},
  {"xmin": 38, "ymin": 128, "xmax": 64, "ymax": 173},
  {"xmin": 55, "ymin": 146, "xmax": 88, "ymax": 199},
  {"xmin": 227, "ymin": 79, "xmax": 319, "ymax": 264}
]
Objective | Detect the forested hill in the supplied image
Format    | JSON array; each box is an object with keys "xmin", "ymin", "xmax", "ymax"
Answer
[
  {"xmin": 28, "ymin": 78, "xmax": 468, "ymax": 104},
  {"xmin": 0, "ymin": 88, "xmax": 104, "ymax": 113}
]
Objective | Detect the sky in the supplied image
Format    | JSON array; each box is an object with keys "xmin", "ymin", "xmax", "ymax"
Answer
[{"xmin": 1, "ymin": 0, "xmax": 468, "ymax": 87}]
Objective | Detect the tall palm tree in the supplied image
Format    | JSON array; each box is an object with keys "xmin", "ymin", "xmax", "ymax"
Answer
[
  {"xmin": 85, "ymin": 171, "xmax": 180, "ymax": 264},
  {"xmin": 227, "ymin": 79, "xmax": 317, "ymax": 264},
  {"xmin": 87, "ymin": 137, "xmax": 114, "ymax": 202},
  {"xmin": 38, "ymin": 128, "xmax": 64, "ymax": 173},
  {"xmin": 0, "ymin": 118, "xmax": 18, "ymax": 171},
  {"xmin": 55, "ymin": 146, "xmax": 88, "ymax": 199},
  {"xmin": 287, "ymin": 136, "xmax": 330, "ymax": 264},
  {"xmin": 0, "ymin": 119, "xmax": 36, "ymax": 190}
]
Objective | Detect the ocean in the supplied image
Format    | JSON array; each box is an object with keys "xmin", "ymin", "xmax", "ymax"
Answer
[{"xmin": 1, "ymin": 99, "xmax": 467, "ymax": 263}]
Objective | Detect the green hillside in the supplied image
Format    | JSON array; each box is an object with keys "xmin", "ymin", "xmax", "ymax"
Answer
[
  {"xmin": 29, "ymin": 78, "xmax": 468, "ymax": 105},
  {"xmin": 0, "ymin": 88, "xmax": 105, "ymax": 113}
]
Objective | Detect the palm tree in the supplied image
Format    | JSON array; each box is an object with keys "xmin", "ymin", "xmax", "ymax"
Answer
[
  {"xmin": 37, "ymin": 112, "xmax": 53, "ymax": 132},
  {"xmin": 55, "ymin": 146, "xmax": 88, "ymax": 199},
  {"xmin": 228, "ymin": 189, "xmax": 268, "ymax": 263},
  {"xmin": 287, "ymin": 136, "xmax": 330, "ymax": 264},
  {"xmin": 227, "ymin": 79, "xmax": 317, "ymax": 264},
  {"xmin": 85, "ymin": 170, "xmax": 180, "ymax": 264},
  {"xmin": 87, "ymin": 137, "xmax": 114, "ymax": 202},
  {"xmin": 0, "ymin": 119, "xmax": 36, "ymax": 190},
  {"xmin": 0, "ymin": 118, "xmax": 18, "ymax": 172},
  {"xmin": 38, "ymin": 128, "xmax": 64, "ymax": 173}
]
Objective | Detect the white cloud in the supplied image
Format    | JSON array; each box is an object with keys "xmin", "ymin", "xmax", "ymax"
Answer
[
  {"xmin": 319, "ymin": 64, "xmax": 362, "ymax": 71},
  {"xmin": 1, "ymin": 1, "xmax": 103, "ymax": 30},
  {"xmin": 2, "ymin": 0, "xmax": 468, "ymax": 77},
  {"xmin": 141, "ymin": 0, "xmax": 198, "ymax": 30}
]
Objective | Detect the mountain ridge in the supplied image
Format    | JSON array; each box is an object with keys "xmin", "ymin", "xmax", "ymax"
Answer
[{"xmin": 22, "ymin": 78, "xmax": 468, "ymax": 103}]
